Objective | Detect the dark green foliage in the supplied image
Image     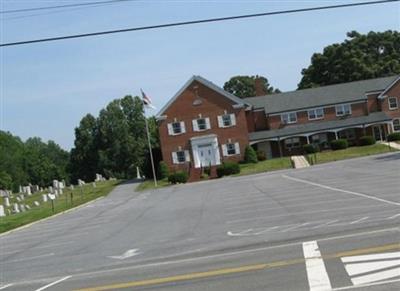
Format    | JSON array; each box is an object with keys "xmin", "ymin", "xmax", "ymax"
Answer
[
  {"xmin": 303, "ymin": 144, "xmax": 319, "ymax": 154},
  {"xmin": 0, "ymin": 131, "xmax": 70, "ymax": 191},
  {"xmin": 168, "ymin": 171, "xmax": 188, "ymax": 184},
  {"xmin": 256, "ymin": 150, "xmax": 266, "ymax": 161},
  {"xmin": 244, "ymin": 145, "xmax": 258, "ymax": 163},
  {"xmin": 158, "ymin": 161, "xmax": 169, "ymax": 179},
  {"xmin": 359, "ymin": 136, "xmax": 376, "ymax": 146},
  {"xmin": 387, "ymin": 132, "xmax": 400, "ymax": 141},
  {"xmin": 298, "ymin": 30, "xmax": 400, "ymax": 89},
  {"xmin": 223, "ymin": 75, "xmax": 280, "ymax": 98},
  {"xmin": 330, "ymin": 139, "xmax": 348, "ymax": 150},
  {"xmin": 0, "ymin": 171, "xmax": 12, "ymax": 190},
  {"xmin": 216, "ymin": 162, "xmax": 240, "ymax": 177}
]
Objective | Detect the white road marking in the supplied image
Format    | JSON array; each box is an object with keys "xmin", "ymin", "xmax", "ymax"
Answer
[
  {"xmin": 351, "ymin": 267, "xmax": 400, "ymax": 285},
  {"xmin": 344, "ymin": 259, "xmax": 400, "ymax": 276},
  {"xmin": 0, "ymin": 253, "xmax": 54, "ymax": 264},
  {"xmin": 35, "ymin": 276, "xmax": 71, "ymax": 291},
  {"xmin": 387, "ymin": 213, "xmax": 400, "ymax": 219},
  {"xmin": 303, "ymin": 240, "xmax": 332, "ymax": 291},
  {"xmin": 349, "ymin": 217, "xmax": 369, "ymax": 224},
  {"xmin": 282, "ymin": 174, "xmax": 400, "ymax": 206},
  {"xmin": 281, "ymin": 223, "xmax": 310, "ymax": 232},
  {"xmin": 311, "ymin": 220, "xmax": 339, "ymax": 229},
  {"xmin": 108, "ymin": 249, "xmax": 140, "ymax": 260},
  {"xmin": 341, "ymin": 251, "xmax": 400, "ymax": 263},
  {"xmin": 332, "ymin": 278, "xmax": 400, "ymax": 290},
  {"xmin": 0, "ymin": 284, "xmax": 13, "ymax": 290}
]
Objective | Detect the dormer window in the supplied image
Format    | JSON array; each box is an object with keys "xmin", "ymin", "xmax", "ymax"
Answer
[
  {"xmin": 192, "ymin": 117, "xmax": 211, "ymax": 131},
  {"xmin": 167, "ymin": 121, "xmax": 186, "ymax": 135},
  {"xmin": 281, "ymin": 112, "xmax": 297, "ymax": 124},
  {"xmin": 336, "ymin": 104, "xmax": 351, "ymax": 116}
]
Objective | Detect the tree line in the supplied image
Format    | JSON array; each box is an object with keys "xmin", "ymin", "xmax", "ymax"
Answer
[{"xmin": 1, "ymin": 30, "xmax": 399, "ymax": 190}]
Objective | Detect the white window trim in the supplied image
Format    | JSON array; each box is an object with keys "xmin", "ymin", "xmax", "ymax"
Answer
[
  {"xmin": 307, "ymin": 108, "xmax": 324, "ymax": 120},
  {"xmin": 393, "ymin": 118, "xmax": 400, "ymax": 132},
  {"xmin": 335, "ymin": 104, "xmax": 352, "ymax": 117},
  {"xmin": 388, "ymin": 97, "xmax": 398, "ymax": 110},
  {"xmin": 281, "ymin": 112, "xmax": 297, "ymax": 124},
  {"xmin": 167, "ymin": 121, "xmax": 186, "ymax": 136},
  {"xmin": 172, "ymin": 150, "xmax": 190, "ymax": 164},
  {"xmin": 222, "ymin": 142, "xmax": 240, "ymax": 156},
  {"xmin": 217, "ymin": 113, "xmax": 236, "ymax": 128},
  {"xmin": 193, "ymin": 117, "xmax": 211, "ymax": 132}
]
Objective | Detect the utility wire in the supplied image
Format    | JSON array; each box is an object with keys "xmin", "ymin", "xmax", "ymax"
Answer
[
  {"xmin": 0, "ymin": 0, "xmax": 137, "ymax": 14},
  {"xmin": 1, "ymin": 0, "xmax": 398, "ymax": 47}
]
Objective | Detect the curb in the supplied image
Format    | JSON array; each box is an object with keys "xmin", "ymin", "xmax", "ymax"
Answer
[{"xmin": 0, "ymin": 196, "xmax": 105, "ymax": 238}]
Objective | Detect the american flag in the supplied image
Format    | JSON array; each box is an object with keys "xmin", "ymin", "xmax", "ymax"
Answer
[{"xmin": 141, "ymin": 89, "xmax": 156, "ymax": 109}]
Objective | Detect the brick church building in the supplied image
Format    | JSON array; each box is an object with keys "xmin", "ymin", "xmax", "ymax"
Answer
[{"xmin": 156, "ymin": 75, "xmax": 400, "ymax": 179}]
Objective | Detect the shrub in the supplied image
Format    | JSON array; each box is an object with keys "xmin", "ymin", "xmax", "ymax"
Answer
[
  {"xmin": 358, "ymin": 136, "xmax": 375, "ymax": 146},
  {"xmin": 168, "ymin": 171, "xmax": 188, "ymax": 184},
  {"xmin": 158, "ymin": 161, "xmax": 169, "ymax": 179},
  {"xmin": 330, "ymin": 139, "xmax": 348, "ymax": 150},
  {"xmin": 387, "ymin": 132, "xmax": 400, "ymax": 141},
  {"xmin": 244, "ymin": 145, "xmax": 258, "ymax": 163},
  {"xmin": 256, "ymin": 150, "xmax": 266, "ymax": 161},
  {"xmin": 303, "ymin": 144, "xmax": 318, "ymax": 154},
  {"xmin": 216, "ymin": 162, "xmax": 240, "ymax": 177}
]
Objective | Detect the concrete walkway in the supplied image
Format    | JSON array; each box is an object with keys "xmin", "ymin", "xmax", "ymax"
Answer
[
  {"xmin": 381, "ymin": 141, "xmax": 400, "ymax": 150},
  {"xmin": 291, "ymin": 155, "xmax": 310, "ymax": 169}
]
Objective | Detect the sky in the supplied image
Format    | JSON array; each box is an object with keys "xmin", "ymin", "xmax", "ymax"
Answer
[{"xmin": 1, "ymin": 0, "xmax": 399, "ymax": 150}]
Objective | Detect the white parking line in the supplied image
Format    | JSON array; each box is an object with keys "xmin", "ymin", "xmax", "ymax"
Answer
[
  {"xmin": 303, "ymin": 240, "xmax": 332, "ymax": 291},
  {"xmin": 35, "ymin": 276, "xmax": 71, "ymax": 291},
  {"xmin": 282, "ymin": 175, "xmax": 400, "ymax": 206},
  {"xmin": 0, "ymin": 284, "xmax": 13, "ymax": 290},
  {"xmin": 0, "ymin": 253, "xmax": 54, "ymax": 264},
  {"xmin": 342, "ymin": 251, "xmax": 400, "ymax": 263},
  {"xmin": 351, "ymin": 267, "xmax": 400, "ymax": 285},
  {"xmin": 332, "ymin": 278, "xmax": 400, "ymax": 290}
]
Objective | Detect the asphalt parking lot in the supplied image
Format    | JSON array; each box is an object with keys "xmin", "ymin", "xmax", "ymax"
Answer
[{"xmin": 0, "ymin": 152, "xmax": 399, "ymax": 290}]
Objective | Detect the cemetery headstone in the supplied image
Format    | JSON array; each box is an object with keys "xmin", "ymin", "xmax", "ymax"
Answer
[
  {"xmin": 48, "ymin": 186, "xmax": 54, "ymax": 194},
  {"xmin": 0, "ymin": 205, "xmax": 5, "ymax": 217},
  {"xmin": 20, "ymin": 204, "xmax": 26, "ymax": 212},
  {"xmin": 13, "ymin": 203, "xmax": 20, "ymax": 213},
  {"xmin": 42, "ymin": 194, "xmax": 48, "ymax": 202},
  {"xmin": 16, "ymin": 196, "xmax": 21, "ymax": 202},
  {"xmin": 34, "ymin": 201, "xmax": 40, "ymax": 207},
  {"xmin": 25, "ymin": 205, "xmax": 31, "ymax": 210},
  {"xmin": 19, "ymin": 185, "xmax": 23, "ymax": 193},
  {"xmin": 4, "ymin": 197, "xmax": 10, "ymax": 207},
  {"xmin": 92, "ymin": 182, "xmax": 96, "ymax": 188}
]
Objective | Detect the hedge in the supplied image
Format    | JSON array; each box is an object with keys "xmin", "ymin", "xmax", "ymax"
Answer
[
  {"xmin": 168, "ymin": 171, "xmax": 188, "ymax": 184},
  {"xmin": 387, "ymin": 132, "xmax": 400, "ymax": 141},
  {"xmin": 244, "ymin": 146, "xmax": 258, "ymax": 163},
  {"xmin": 158, "ymin": 161, "xmax": 169, "ymax": 179},
  {"xmin": 330, "ymin": 139, "xmax": 348, "ymax": 150},
  {"xmin": 216, "ymin": 162, "xmax": 240, "ymax": 177},
  {"xmin": 303, "ymin": 144, "xmax": 319, "ymax": 154},
  {"xmin": 359, "ymin": 136, "xmax": 376, "ymax": 146}
]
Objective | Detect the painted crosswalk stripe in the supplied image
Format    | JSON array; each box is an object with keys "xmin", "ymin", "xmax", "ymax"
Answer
[
  {"xmin": 0, "ymin": 284, "xmax": 13, "ymax": 290},
  {"xmin": 341, "ymin": 251, "xmax": 400, "ymax": 286},
  {"xmin": 303, "ymin": 240, "xmax": 332, "ymax": 291}
]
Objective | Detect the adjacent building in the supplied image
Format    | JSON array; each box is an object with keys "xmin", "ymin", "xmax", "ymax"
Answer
[{"xmin": 156, "ymin": 75, "xmax": 400, "ymax": 179}]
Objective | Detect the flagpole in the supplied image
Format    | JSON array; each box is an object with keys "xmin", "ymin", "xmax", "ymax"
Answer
[{"xmin": 144, "ymin": 109, "xmax": 158, "ymax": 187}]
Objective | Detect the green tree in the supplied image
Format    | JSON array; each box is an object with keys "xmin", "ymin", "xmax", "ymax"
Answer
[
  {"xmin": 244, "ymin": 145, "xmax": 258, "ymax": 163},
  {"xmin": 0, "ymin": 171, "xmax": 12, "ymax": 190},
  {"xmin": 223, "ymin": 75, "xmax": 280, "ymax": 98},
  {"xmin": 70, "ymin": 114, "xmax": 99, "ymax": 182},
  {"xmin": 298, "ymin": 30, "xmax": 400, "ymax": 89}
]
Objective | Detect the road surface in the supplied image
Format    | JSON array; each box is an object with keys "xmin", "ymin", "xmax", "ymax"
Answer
[{"xmin": 0, "ymin": 152, "xmax": 399, "ymax": 290}]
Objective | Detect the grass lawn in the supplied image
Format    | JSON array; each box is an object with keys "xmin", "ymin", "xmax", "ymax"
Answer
[
  {"xmin": 238, "ymin": 157, "xmax": 293, "ymax": 176},
  {"xmin": 307, "ymin": 143, "xmax": 397, "ymax": 165},
  {"xmin": 0, "ymin": 180, "xmax": 120, "ymax": 234},
  {"xmin": 136, "ymin": 178, "xmax": 170, "ymax": 191}
]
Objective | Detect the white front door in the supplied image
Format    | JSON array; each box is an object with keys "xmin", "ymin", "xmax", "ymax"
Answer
[{"xmin": 198, "ymin": 144, "xmax": 213, "ymax": 167}]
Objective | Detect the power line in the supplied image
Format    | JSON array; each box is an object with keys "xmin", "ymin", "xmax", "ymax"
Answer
[
  {"xmin": 1, "ymin": 0, "xmax": 398, "ymax": 47},
  {"xmin": 0, "ymin": 0, "xmax": 137, "ymax": 14}
]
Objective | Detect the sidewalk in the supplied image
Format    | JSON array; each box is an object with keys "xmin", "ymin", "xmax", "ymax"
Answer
[
  {"xmin": 291, "ymin": 155, "xmax": 310, "ymax": 169},
  {"xmin": 381, "ymin": 141, "xmax": 400, "ymax": 150}
]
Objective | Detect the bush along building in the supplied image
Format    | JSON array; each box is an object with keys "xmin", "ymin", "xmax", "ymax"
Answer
[{"xmin": 156, "ymin": 75, "xmax": 400, "ymax": 181}]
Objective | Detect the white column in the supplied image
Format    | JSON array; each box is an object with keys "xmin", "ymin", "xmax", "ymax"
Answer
[
  {"xmin": 334, "ymin": 131, "xmax": 338, "ymax": 140},
  {"xmin": 306, "ymin": 135, "xmax": 311, "ymax": 144}
]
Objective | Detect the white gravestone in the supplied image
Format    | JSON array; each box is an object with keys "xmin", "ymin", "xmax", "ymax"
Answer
[
  {"xmin": 53, "ymin": 180, "xmax": 59, "ymax": 189},
  {"xmin": 20, "ymin": 204, "xmax": 26, "ymax": 212},
  {"xmin": 34, "ymin": 201, "xmax": 40, "ymax": 206},
  {"xmin": 92, "ymin": 182, "xmax": 96, "ymax": 188},
  {"xmin": 16, "ymin": 196, "xmax": 21, "ymax": 202},
  {"xmin": 59, "ymin": 188, "xmax": 63, "ymax": 195},
  {"xmin": 19, "ymin": 185, "xmax": 23, "ymax": 193},
  {"xmin": 26, "ymin": 187, "xmax": 32, "ymax": 196},
  {"xmin": 0, "ymin": 205, "xmax": 5, "ymax": 217},
  {"xmin": 25, "ymin": 205, "xmax": 31, "ymax": 210},
  {"xmin": 48, "ymin": 186, "xmax": 54, "ymax": 194},
  {"xmin": 70, "ymin": 185, "xmax": 74, "ymax": 190},
  {"xmin": 42, "ymin": 194, "xmax": 48, "ymax": 202},
  {"xmin": 13, "ymin": 203, "xmax": 20, "ymax": 213},
  {"xmin": 4, "ymin": 197, "xmax": 10, "ymax": 207}
]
